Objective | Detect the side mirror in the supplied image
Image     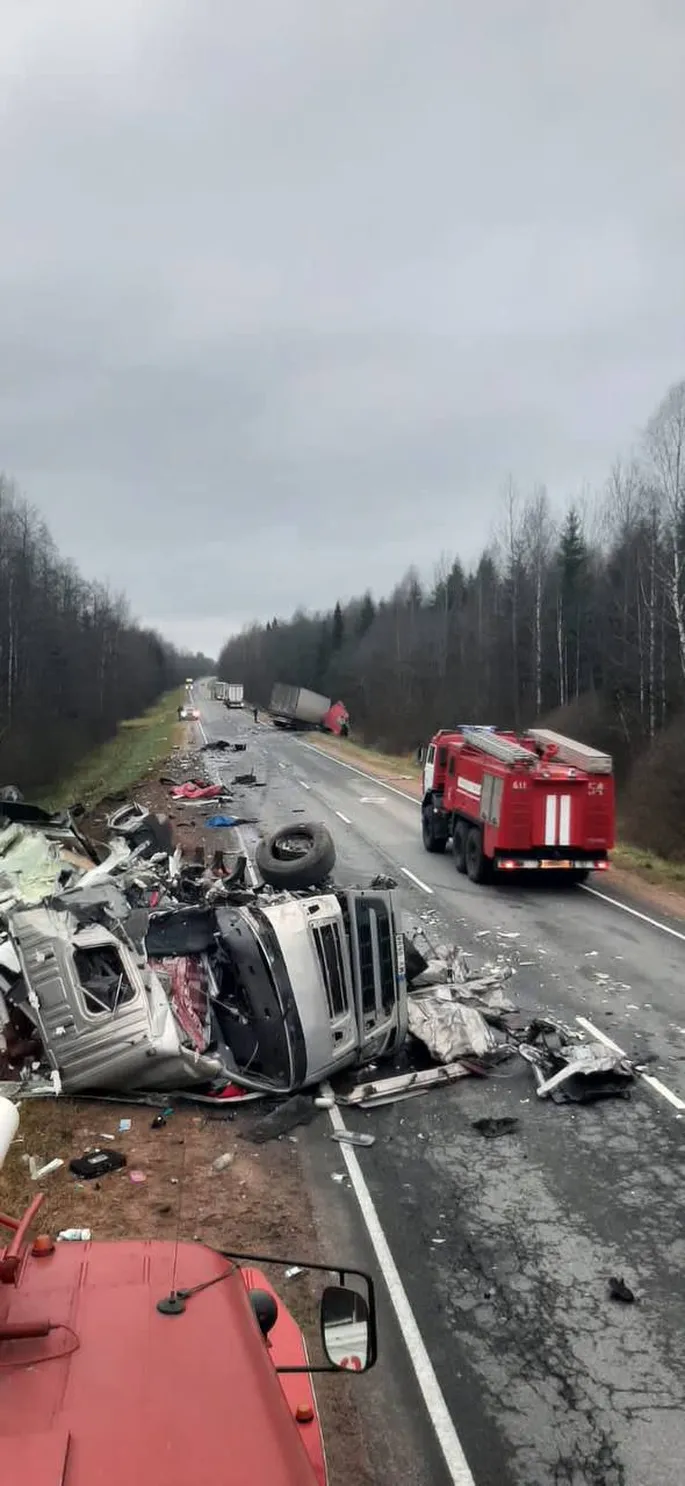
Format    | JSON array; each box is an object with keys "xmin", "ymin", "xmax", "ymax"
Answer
[
  {"xmin": 416, "ymin": 745, "xmax": 425, "ymax": 765},
  {"xmin": 321, "ymin": 1285, "xmax": 370, "ymax": 1371}
]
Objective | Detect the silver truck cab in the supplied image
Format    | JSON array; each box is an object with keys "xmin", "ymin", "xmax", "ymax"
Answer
[{"xmin": 211, "ymin": 887, "xmax": 407, "ymax": 1094}]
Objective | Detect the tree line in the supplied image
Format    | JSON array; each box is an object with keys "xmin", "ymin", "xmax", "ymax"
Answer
[
  {"xmin": 218, "ymin": 377, "xmax": 685, "ymax": 832},
  {"xmin": 0, "ymin": 476, "xmax": 212, "ymax": 792}
]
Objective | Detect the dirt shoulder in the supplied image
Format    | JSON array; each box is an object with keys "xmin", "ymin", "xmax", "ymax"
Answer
[{"xmin": 308, "ymin": 733, "xmax": 685, "ymax": 922}]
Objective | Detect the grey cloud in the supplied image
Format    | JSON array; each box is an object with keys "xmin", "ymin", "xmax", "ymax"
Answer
[{"xmin": 1, "ymin": 2, "xmax": 685, "ymax": 659}]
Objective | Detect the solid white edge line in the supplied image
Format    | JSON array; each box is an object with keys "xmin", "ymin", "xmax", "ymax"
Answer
[
  {"xmin": 322, "ymin": 1085, "xmax": 476, "ymax": 1486},
  {"xmin": 298, "ymin": 740, "xmax": 421, "ymax": 807},
  {"xmin": 575, "ymin": 1016, "xmax": 685, "ymax": 1112},
  {"xmin": 335, "ymin": 811, "xmax": 352, "ymax": 824},
  {"xmin": 581, "ymin": 883, "xmax": 685, "ymax": 943},
  {"xmin": 401, "ymin": 866, "xmax": 434, "ymax": 895},
  {"xmin": 300, "ymin": 743, "xmax": 685, "ymax": 946}
]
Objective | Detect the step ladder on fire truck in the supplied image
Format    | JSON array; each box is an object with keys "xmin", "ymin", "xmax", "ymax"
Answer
[{"xmin": 420, "ymin": 724, "xmax": 615, "ymax": 885}]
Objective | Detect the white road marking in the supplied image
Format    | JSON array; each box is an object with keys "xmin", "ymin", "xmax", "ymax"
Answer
[
  {"xmin": 576, "ymin": 1016, "xmax": 685, "ymax": 1112},
  {"xmin": 299, "ymin": 742, "xmax": 685, "ymax": 948},
  {"xmin": 359, "ymin": 795, "xmax": 387, "ymax": 804},
  {"xmin": 322, "ymin": 1087, "xmax": 476, "ymax": 1486},
  {"xmin": 335, "ymin": 811, "xmax": 351, "ymax": 824},
  {"xmin": 278, "ymin": 761, "xmax": 286, "ymax": 769},
  {"xmin": 298, "ymin": 741, "xmax": 420, "ymax": 806},
  {"xmin": 641, "ymin": 1074, "xmax": 685, "ymax": 1111},
  {"xmin": 581, "ymin": 884, "xmax": 685, "ymax": 943},
  {"xmin": 401, "ymin": 866, "xmax": 434, "ymax": 895},
  {"xmin": 298, "ymin": 779, "xmax": 311, "ymax": 790}
]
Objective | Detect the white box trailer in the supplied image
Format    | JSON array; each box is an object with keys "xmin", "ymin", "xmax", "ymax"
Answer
[{"xmin": 226, "ymin": 683, "xmax": 244, "ymax": 708}]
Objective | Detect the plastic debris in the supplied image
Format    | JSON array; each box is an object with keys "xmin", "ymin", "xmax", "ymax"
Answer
[
  {"xmin": 57, "ymin": 1228, "xmax": 92, "ymax": 1242},
  {"xmin": 211, "ymin": 1152, "xmax": 234, "ymax": 1172},
  {"xmin": 330, "ymin": 1130, "xmax": 375, "ymax": 1147},
  {"xmin": 608, "ymin": 1276, "xmax": 635, "ymax": 1303}
]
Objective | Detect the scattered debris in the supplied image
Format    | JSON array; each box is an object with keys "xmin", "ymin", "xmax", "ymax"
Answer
[
  {"xmin": 284, "ymin": 1265, "xmax": 304, "ymax": 1279},
  {"xmin": 330, "ymin": 1130, "xmax": 375, "ymax": 1147},
  {"xmin": 30, "ymin": 1157, "xmax": 64, "ymax": 1180},
  {"xmin": 57, "ymin": 1228, "xmax": 92, "ymax": 1242},
  {"xmin": 129, "ymin": 1170, "xmax": 146, "ymax": 1184},
  {"xmin": 407, "ymin": 998, "xmax": 497, "ymax": 1063},
  {"xmin": 249, "ymin": 1096, "xmax": 318, "ymax": 1144},
  {"xmin": 471, "ymin": 1116, "xmax": 519, "ymax": 1139},
  {"xmin": 518, "ymin": 1021, "xmax": 634, "ymax": 1103},
  {"xmin": 608, "ymin": 1276, "xmax": 635, "ymax": 1303},
  {"xmin": 211, "ymin": 1152, "xmax": 234, "ymax": 1172},
  {"xmin": 343, "ymin": 1062, "xmax": 471, "ymax": 1108},
  {"xmin": 69, "ymin": 1149, "xmax": 127, "ymax": 1180}
]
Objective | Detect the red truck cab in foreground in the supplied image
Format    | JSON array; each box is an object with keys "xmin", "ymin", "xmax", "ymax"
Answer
[
  {"xmin": 421, "ymin": 725, "xmax": 615, "ymax": 883},
  {"xmin": 0, "ymin": 1119, "xmax": 376, "ymax": 1486}
]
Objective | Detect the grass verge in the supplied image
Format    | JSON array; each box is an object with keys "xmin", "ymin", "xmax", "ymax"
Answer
[
  {"xmin": 38, "ymin": 688, "xmax": 185, "ymax": 811},
  {"xmin": 310, "ymin": 733, "xmax": 685, "ymax": 902}
]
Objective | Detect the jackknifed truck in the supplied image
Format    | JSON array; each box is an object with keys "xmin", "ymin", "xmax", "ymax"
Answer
[{"xmin": 269, "ymin": 684, "xmax": 349, "ymax": 736}]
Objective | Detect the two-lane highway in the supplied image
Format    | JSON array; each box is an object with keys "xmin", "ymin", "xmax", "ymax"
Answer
[{"xmin": 196, "ymin": 694, "xmax": 685, "ymax": 1486}]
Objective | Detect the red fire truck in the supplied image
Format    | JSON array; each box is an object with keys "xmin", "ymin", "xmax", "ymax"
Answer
[{"xmin": 420, "ymin": 725, "xmax": 615, "ymax": 883}]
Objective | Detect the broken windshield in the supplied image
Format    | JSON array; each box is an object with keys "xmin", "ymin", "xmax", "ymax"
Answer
[{"xmin": 212, "ymin": 907, "xmax": 303, "ymax": 1089}]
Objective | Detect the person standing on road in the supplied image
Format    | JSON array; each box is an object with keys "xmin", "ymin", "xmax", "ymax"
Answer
[{"xmin": 253, "ymin": 705, "xmax": 259, "ymax": 723}]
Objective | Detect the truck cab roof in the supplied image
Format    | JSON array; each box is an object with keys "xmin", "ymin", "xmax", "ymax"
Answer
[{"xmin": 0, "ymin": 1238, "xmax": 326, "ymax": 1486}]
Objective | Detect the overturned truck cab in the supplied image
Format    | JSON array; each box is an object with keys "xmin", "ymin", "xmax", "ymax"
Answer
[{"xmin": 212, "ymin": 887, "xmax": 407, "ymax": 1094}]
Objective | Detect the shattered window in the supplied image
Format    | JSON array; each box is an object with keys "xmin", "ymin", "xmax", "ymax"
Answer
[
  {"xmin": 312, "ymin": 923, "xmax": 348, "ymax": 1020},
  {"xmin": 74, "ymin": 945, "xmax": 135, "ymax": 1016}
]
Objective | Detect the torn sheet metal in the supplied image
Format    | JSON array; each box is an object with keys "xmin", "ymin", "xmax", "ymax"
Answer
[
  {"xmin": 407, "ymin": 995, "xmax": 497, "ymax": 1063},
  {"xmin": 535, "ymin": 1042, "xmax": 634, "ymax": 1101},
  {"xmin": 518, "ymin": 1021, "xmax": 634, "ymax": 1103}
]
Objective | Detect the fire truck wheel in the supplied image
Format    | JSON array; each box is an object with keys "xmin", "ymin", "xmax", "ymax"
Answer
[
  {"xmin": 421, "ymin": 803, "xmax": 446, "ymax": 854},
  {"xmin": 452, "ymin": 821, "xmax": 467, "ymax": 873},
  {"xmin": 465, "ymin": 826, "xmax": 490, "ymax": 883}
]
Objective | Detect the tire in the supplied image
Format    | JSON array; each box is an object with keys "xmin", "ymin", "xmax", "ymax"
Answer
[
  {"xmin": 570, "ymin": 868, "xmax": 590, "ymax": 885},
  {"xmin": 256, "ymin": 822, "xmax": 336, "ymax": 889},
  {"xmin": 453, "ymin": 820, "xmax": 467, "ymax": 873},
  {"xmin": 422, "ymin": 802, "xmax": 446, "ymax": 854},
  {"xmin": 465, "ymin": 826, "xmax": 490, "ymax": 884}
]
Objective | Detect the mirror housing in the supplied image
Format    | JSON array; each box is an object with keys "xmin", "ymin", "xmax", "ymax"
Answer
[
  {"xmin": 416, "ymin": 744, "xmax": 425, "ymax": 765},
  {"xmin": 320, "ymin": 1284, "xmax": 371, "ymax": 1371}
]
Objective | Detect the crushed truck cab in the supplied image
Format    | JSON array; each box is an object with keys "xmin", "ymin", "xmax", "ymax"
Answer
[
  {"xmin": 214, "ymin": 887, "xmax": 407, "ymax": 1095},
  {"xmin": 421, "ymin": 725, "xmax": 615, "ymax": 883}
]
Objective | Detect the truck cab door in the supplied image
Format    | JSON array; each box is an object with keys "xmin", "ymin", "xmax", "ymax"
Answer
[{"xmin": 423, "ymin": 744, "xmax": 436, "ymax": 795}]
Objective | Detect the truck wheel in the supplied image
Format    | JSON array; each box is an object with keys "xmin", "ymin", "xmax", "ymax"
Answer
[
  {"xmin": 570, "ymin": 868, "xmax": 590, "ymax": 884},
  {"xmin": 452, "ymin": 821, "xmax": 467, "ymax": 873},
  {"xmin": 422, "ymin": 803, "xmax": 446, "ymax": 854},
  {"xmin": 256, "ymin": 822, "xmax": 336, "ymax": 889},
  {"xmin": 465, "ymin": 826, "xmax": 490, "ymax": 884}
]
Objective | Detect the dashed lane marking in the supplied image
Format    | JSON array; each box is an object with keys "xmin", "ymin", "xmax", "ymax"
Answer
[{"xmin": 335, "ymin": 811, "xmax": 351, "ymax": 824}]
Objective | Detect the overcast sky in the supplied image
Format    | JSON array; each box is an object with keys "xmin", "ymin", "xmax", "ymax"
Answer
[{"xmin": 2, "ymin": 2, "xmax": 684, "ymax": 658}]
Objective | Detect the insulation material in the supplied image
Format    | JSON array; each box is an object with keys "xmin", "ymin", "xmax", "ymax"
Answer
[{"xmin": 407, "ymin": 995, "xmax": 497, "ymax": 1063}]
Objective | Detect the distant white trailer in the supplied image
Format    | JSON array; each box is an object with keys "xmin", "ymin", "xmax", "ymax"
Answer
[{"xmin": 226, "ymin": 683, "xmax": 244, "ymax": 708}]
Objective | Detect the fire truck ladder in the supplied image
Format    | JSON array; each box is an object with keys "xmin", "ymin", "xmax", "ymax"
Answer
[
  {"xmin": 526, "ymin": 728, "xmax": 612, "ymax": 774},
  {"xmin": 460, "ymin": 727, "xmax": 534, "ymax": 766}
]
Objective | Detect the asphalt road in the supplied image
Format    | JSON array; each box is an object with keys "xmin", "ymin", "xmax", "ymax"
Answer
[{"xmin": 196, "ymin": 694, "xmax": 685, "ymax": 1486}]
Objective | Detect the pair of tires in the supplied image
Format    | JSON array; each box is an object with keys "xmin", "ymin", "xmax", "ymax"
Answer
[{"xmin": 422, "ymin": 806, "xmax": 489, "ymax": 883}]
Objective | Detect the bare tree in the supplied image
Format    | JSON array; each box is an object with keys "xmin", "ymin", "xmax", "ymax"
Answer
[{"xmin": 646, "ymin": 379, "xmax": 685, "ymax": 681}]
